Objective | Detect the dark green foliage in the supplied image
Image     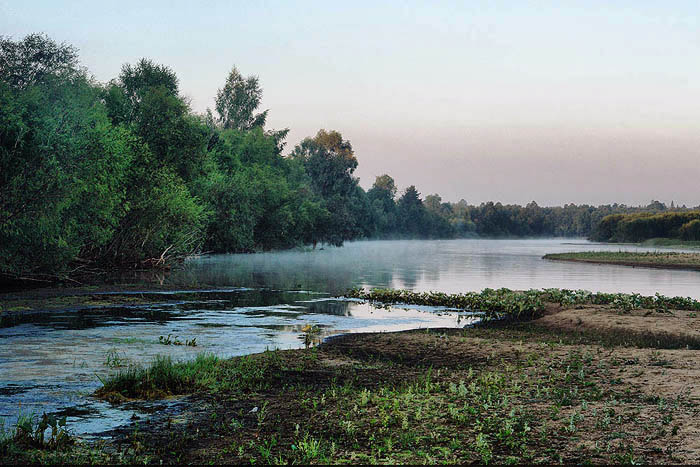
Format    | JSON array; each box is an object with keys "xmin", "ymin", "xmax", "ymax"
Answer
[
  {"xmin": 591, "ymin": 211, "xmax": 700, "ymax": 242},
  {"xmin": 0, "ymin": 46, "xmax": 132, "ymax": 275},
  {"xmin": 346, "ymin": 287, "xmax": 700, "ymax": 321},
  {"xmin": 215, "ymin": 66, "xmax": 268, "ymax": 131},
  {"xmin": 2, "ymin": 33, "xmax": 692, "ymax": 281},
  {"xmin": 290, "ymin": 130, "xmax": 364, "ymax": 246},
  {"xmin": 0, "ymin": 33, "xmax": 80, "ymax": 89},
  {"xmin": 680, "ymin": 219, "xmax": 700, "ymax": 241}
]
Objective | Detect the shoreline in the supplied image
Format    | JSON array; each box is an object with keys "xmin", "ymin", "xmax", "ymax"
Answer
[
  {"xmin": 544, "ymin": 252, "xmax": 700, "ymax": 272},
  {"xmin": 6, "ymin": 290, "xmax": 700, "ymax": 464}
]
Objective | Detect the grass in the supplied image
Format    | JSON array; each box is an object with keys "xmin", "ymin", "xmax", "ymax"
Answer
[
  {"xmin": 96, "ymin": 351, "xmax": 284, "ymax": 401},
  {"xmin": 8, "ymin": 286, "xmax": 700, "ymax": 464},
  {"xmin": 641, "ymin": 238, "xmax": 700, "ymax": 249},
  {"xmin": 86, "ymin": 321, "xmax": 698, "ymax": 464},
  {"xmin": 347, "ymin": 286, "xmax": 700, "ymax": 315},
  {"xmin": 544, "ymin": 251, "xmax": 700, "ymax": 271}
]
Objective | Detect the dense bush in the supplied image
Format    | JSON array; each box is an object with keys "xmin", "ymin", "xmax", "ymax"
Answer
[
  {"xmin": 680, "ymin": 219, "xmax": 700, "ymax": 241},
  {"xmin": 591, "ymin": 211, "xmax": 700, "ymax": 243}
]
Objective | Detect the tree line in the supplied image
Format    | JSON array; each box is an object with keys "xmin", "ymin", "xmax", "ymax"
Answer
[
  {"xmin": 591, "ymin": 211, "xmax": 700, "ymax": 243},
  {"xmin": 1, "ymin": 34, "xmax": 694, "ymax": 280}
]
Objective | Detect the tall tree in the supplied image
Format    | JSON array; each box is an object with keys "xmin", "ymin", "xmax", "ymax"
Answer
[
  {"xmin": 291, "ymin": 129, "xmax": 358, "ymax": 198},
  {"xmin": 372, "ymin": 174, "xmax": 397, "ymax": 198},
  {"xmin": 291, "ymin": 130, "xmax": 361, "ymax": 245},
  {"xmin": 0, "ymin": 33, "xmax": 81, "ymax": 89},
  {"xmin": 0, "ymin": 34, "xmax": 134, "ymax": 276},
  {"xmin": 215, "ymin": 66, "xmax": 268, "ymax": 131}
]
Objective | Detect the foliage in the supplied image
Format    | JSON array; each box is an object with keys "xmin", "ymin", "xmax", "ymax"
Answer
[
  {"xmin": 346, "ymin": 287, "xmax": 700, "ymax": 321},
  {"xmin": 215, "ymin": 66, "xmax": 268, "ymax": 131},
  {"xmin": 0, "ymin": 33, "xmax": 81, "ymax": 89},
  {"xmin": 2, "ymin": 32, "xmax": 695, "ymax": 281},
  {"xmin": 97, "ymin": 351, "xmax": 283, "ymax": 399},
  {"xmin": 591, "ymin": 211, "xmax": 700, "ymax": 243},
  {"xmin": 346, "ymin": 287, "xmax": 545, "ymax": 320}
]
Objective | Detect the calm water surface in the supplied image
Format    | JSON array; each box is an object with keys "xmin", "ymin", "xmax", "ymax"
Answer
[
  {"xmin": 1, "ymin": 239, "xmax": 698, "ymax": 437},
  {"xmin": 177, "ymin": 238, "xmax": 700, "ymax": 297}
]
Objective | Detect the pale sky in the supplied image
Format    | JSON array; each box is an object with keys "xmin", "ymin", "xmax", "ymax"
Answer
[{"xmin": 2, "ymin": 1, "xmax": 699, "ymax": 206}]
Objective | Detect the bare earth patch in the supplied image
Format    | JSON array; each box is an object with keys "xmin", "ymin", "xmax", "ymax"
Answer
[{"xmin": 7, "ymin": 297, "xmax": 700, "ymax": 464}]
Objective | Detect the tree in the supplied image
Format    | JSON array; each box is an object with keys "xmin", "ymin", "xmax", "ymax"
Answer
[
  {"xmin": 291, "ymin": 130, "xmax": 362, "ymax": 245},
  {"xmin": 291, "ymin": 129, "xmax": 358, "ymax": 198},
  {"xmin": 397, "ymin": 186, "xmax": 425, "ymax": 236},
  {"xmin": 0, "ymin": 33, "xmax": 81, "ymax": 89},
  {"xmin": 102, "ymin": 58, "xmax": 209, "ymax": 263},
  {"xmin": 215, "ymin": 66, "xmax": 268, "ymax": 131},
  {"xmin": 424, "ymin": 194, "xmax": 442, "ymax": 213},
  {"xmin": 0, "ymin": 35, "xmax": 134, "ymax": 276},
  {"xmin": 114, "ymin": 59, "xmax": 178, "ymax": 114},
  {"xmin": 372, "ymin": 174, "xmax": 397, "ymax": 198}
]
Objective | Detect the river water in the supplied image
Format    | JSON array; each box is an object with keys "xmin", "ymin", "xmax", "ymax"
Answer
[{"xmin": 1, "ymin": 238, "xmax": 698, "ymax": 437}]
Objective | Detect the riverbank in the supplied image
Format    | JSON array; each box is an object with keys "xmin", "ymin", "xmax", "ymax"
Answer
[
  {"xmin": 640, "ymin": 238, "xmax": 700, "ymax": 249},
  {"xmin": 544, "ymin": 251, "xmax": 700, "ymax": 272},
  {"xmin": 5, "ymin": 289, "xmax": 700, "ymax": 464}
]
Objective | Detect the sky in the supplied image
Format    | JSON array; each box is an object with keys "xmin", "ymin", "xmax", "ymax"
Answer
[{"xmin": 2, "ymin": 1, "xmax": 699, "ymax": 206}]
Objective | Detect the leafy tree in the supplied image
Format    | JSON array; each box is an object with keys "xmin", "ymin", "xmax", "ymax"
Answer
[
  {"xmin": 0, "ymin": 35, "xmax": 133, "ymax": 276},
  {"xmin": 215, "ymin": 66, "xmax": 268, "ymax": 131},
  {"xmin": 367, "ymin": 175, "xmax": 398, "ymax": 237},
  {"xmin": 372, "ymin": 174, "xmax": 397, "ymax": 198},
  {"xmin": 291, "ymin": 129, "xmax": 358, "ymax": 198},
  {"xmin": 0, "ymin": 33, "xmax": 81, "ymax": 89},
  {"xmin": 290, "ymin": 130, "xmax": 362, "ymax": 246},
  {"xmin": 424, "ymin": 194, "xmax": 443, "ymax": 213},
  {"xmin": 107, "ymin": 58, "xmax": 179, "ymax": 122}
]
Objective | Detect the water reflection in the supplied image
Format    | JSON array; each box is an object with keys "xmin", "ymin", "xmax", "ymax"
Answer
[
  {"xmin": 175, "ymin": 239, "xmax": 700, "ymax": 297},
  {"xmin": 2, "ymin": 238, "xmax": 699, "ymax": 438},
  {"xmin": 0, "ymin": 290, "xmax": 474, "ymax": 435}
]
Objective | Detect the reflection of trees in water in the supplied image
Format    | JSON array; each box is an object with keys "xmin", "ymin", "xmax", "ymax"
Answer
[
  {"xmin": 302, "ymin": 300, "xmax": 352, "ymax": 317},
  {"xmin": 4, "ymin": 306, "xmax": 179, "ymax": 331}
]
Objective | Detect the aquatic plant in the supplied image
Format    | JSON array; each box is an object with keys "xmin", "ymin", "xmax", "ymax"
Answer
[
  {"xmin": 1, "ymin": 412, "xmax": 72, "ymax": 452},
  {"xmin": 345, "ymin": 287, "xmax": 545, "ymax": 320},
  {"xmin": 104, "ymin": 349, "xmax": 129, "ymax": 368},
  {"xmin": 301, "ymin": 324, "xmax": 322, "ymax": 349},
  {"xmin": 158, "ymin": 334, "xmax": 197, "ymax": 347},
  {"xmin": 97, "ymin": 350, "xmax": 282, "ymax": 400},
  {"xmin": 345, "ymin": 287, "xmax": 700, "ymax": 321}
]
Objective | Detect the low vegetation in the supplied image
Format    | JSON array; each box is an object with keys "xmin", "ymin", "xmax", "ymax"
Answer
[
  {"xmin": 5, "ymin": 286, "xmax": 700, "ymax": 463},
  {"xmin": 641, "ymin": 238, "xmax": 700, "ymax": 249},
  {"xmin": 346, "ymin": 287, "xmax": 700, "ymax": 318},
  {"xmin": 544, "ymin": 251, "xmax": 700, "ymax": 271}
]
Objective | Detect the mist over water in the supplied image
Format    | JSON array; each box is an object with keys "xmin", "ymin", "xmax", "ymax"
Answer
[
  {"xmin": 2, "ymin": 238, "xmax": 699, "ymax": 438},
  {"xmin": 176, "ymin": 239, "xmax": 700, "ymax": 298}
]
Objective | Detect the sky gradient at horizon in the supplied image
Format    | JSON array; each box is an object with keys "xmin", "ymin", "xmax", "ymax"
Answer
[{"xmin": 2, "ymin": 1, "xmax": 698, "ymax": 206}]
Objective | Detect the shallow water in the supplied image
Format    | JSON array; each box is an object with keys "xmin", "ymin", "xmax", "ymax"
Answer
[
  {"xmin": 1, "ymin": 238, "xmax": 698, "ymax": 438},
  {"xmin": 0, "ymin": 291, "xmax": 475, "ymax": 437}
]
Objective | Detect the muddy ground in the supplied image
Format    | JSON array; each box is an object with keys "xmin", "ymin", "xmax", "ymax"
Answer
[{"xmin": 5, "ymin": 300, "xmax": 700, "ymax": 464}]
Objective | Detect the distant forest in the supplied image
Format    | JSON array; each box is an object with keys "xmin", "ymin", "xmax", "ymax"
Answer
[
  {"xmin": 591, "ymin": 211, "xmax": 700, "ymax": 243},
  {"xmin": 1, "ymin": 34, "xmax": 696, "ymax": 279}
]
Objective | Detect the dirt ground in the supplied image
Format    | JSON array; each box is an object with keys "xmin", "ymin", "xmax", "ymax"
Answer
[
  {"xmin": 96, "ymin": 301, "xmax": 700, "ymax": 464},
  {"xmin": 6, "ymin": 299, "xmax": 700, "ymax": 464}
]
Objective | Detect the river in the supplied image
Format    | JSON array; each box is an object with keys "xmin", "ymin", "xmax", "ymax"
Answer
[{"xmin": 1, "ymin": 238, "xmax": 698, "ymax": 438}]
